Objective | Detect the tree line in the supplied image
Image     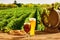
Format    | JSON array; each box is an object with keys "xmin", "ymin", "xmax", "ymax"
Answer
[{"xmin": 0, "ymin": 2, "xmax": 60, "ymax": 9}]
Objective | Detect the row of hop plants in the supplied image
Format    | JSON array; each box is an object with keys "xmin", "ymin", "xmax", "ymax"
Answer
[
  {"xmin": 0, "ymin": 7, "xmax": 36, "ymax": 32},
  {"xmin": 0, "ymin": 6, "xmax": 50, "ymax": 32}
]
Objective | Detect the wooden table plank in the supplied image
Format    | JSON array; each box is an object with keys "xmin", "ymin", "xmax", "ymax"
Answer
[{"xmin": 0, "ymin": 31, "xmax": 60, "ymax": 40}]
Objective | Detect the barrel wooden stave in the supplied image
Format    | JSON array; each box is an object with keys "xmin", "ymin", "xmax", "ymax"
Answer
[
  {"xmin": 42, "ymin": 9, "xmax": 60, "ymax": 28},
  {"xmin": 42, "ymin": 9, "xmax": 60, "ymax": 32}
]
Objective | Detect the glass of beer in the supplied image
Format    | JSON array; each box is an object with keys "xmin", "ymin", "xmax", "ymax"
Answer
[
  {"xmin": 29, "ymin": 18, "xmax": 36, "ymax": 36},
  {"xmin": 24, "ymin": 23, "xmax": 31, "ymax": 33}
]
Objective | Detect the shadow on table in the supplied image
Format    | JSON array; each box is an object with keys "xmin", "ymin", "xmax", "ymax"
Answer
[{"xmin": 35, "ymin": 30, "xmax": 60, "ymax": 35}]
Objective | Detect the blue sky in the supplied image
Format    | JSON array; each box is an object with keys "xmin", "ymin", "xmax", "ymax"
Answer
[{"xmin": 0, "ymin": 0, "xmax": 60, "ymax": 4}]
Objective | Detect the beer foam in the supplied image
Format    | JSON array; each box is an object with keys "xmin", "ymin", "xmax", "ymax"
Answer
[
  {"xmin": 28, "ymin": 23, "xmax": 30, "ymax": 25},
  {"xmin": 29, "ymin": 18, "xmax": 36, "ymax": 21},
  {"xmin": 24, "ymin": 23, "xmax": 30, "ymax": 25}
]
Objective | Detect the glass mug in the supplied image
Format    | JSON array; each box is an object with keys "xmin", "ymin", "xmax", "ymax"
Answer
[
  {"xmin": 24, "ymin": 23, "xmax": 31, "ymax": 33},
  {"xmin": 29, "ymin": 18, "xmax": 36, "ymax": 36}
]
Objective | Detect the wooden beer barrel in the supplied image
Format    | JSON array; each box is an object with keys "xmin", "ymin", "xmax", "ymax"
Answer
[{"xmin": 42, "ymin": 9, "xmax": 60, "ymax": 28}]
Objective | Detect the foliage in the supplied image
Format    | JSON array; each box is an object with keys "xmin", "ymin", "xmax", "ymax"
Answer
[
  {"xmin": 0, "ymin": 7, "xmax": 36, "ymax": 32},
  {"xmin": 0, "ymin": 2, "xmax": 60, "ymax": 32}
]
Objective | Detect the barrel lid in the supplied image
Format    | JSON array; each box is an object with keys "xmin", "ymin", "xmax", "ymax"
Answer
[{"xmin": 48, "ymin": 10, "xmax": 59, "ymax": 27}]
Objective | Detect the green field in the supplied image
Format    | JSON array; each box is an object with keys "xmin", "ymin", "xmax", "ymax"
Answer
[
  {"xmin": 0, "ymin": 7, "xmax": 45, "ymax": 32},
  {"xmin": 0, "ymin": 2, "xmax": 60, "ymax": 32}
]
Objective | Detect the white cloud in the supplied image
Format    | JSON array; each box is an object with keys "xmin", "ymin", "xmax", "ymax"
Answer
[
  {"xmin": 0, "ymin": 0, "xmax": 14, "ymax": 4},
  {"xmin": 0, "ymin": 0, "xmax": 60, "ymax": 4}
]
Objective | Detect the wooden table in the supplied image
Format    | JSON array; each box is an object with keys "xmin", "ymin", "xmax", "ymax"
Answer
[{"xmin": 0, "ymin": 31, "xmax": 60, "ymax": 40}]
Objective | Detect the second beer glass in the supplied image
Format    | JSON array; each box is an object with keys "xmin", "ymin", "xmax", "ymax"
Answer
[{"xmin": 29, "ymin": 18, "xmax": 36, "ymax": 36}]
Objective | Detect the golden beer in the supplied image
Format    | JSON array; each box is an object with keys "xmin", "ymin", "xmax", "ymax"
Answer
[{"xmin": 29, "ymin": 18, "xmax": 36, "ymax": 36}]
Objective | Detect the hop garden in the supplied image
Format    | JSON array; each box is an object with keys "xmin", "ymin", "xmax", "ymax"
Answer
[{"xmin": 0, "ymin": 2, "xmax": 60, "ymax": 32}]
